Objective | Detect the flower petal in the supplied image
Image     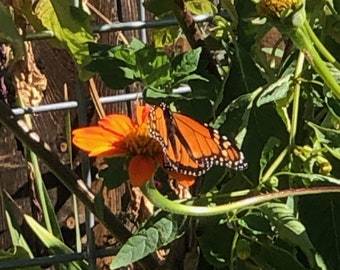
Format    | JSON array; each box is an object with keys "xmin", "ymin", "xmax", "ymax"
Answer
[
  {"xmin": 72, "ymin": 126, "xmax": 127, "ymax": 157},
  {"xmin": 99, "ymin": 115, "xmax": 134, "ymax": 137},
  {"xmin": 128, "ymin": 155, "xmax": 156, "ymax": 186},
  {"xmin": 169, "ymin": 171, "xmax": 196, "ymax": 187},
  {"xmin": 136, "ymin": 105, "xmax": 152, "ymax": 125}
]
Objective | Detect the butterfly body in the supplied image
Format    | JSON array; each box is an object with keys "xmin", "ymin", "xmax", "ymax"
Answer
[{"xmin": 147, "ymin": 103, "xmax": 247, "ymax": 176}]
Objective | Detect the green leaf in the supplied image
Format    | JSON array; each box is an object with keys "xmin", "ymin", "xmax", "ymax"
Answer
[
  {"xmin": 277, "ymin": 172, "xmax": 340, "ymax": 186},
  {"xmin": 94, "ymin": 187, "xmax": 105, "ymax": 220},
  {"xmin": 256, "ymin": 74, "xmax": 293, "ymax": 107},
  {"xmin": 98, "ymin": 157, "xmax": 129, "ymax": 190},
  {"xmin": 259, "ymin": 137, "xmax": 281, "ymax": 180},
  {"xmin": 325, "ymin": 92, "xmax": 340, "ymax": 120},
  {"xmin": 238, "ymin": 211, "xmax": 273, "ymax": 235},
  {"xmin": 24, "ymin": 215, "xmax": 88, "ymax": 269},
  {"xmin": 260, "ymin": 202, "xmax": 320, "ymax": 269},
  {"xmin": 172, "ymin": 48, "xmax": 202, "ymax": 77},
  {"xmin": 34, "ymin": 0, "xmax": 95, "ymax": 80},
  {"xmin": 143, "ymin": 0, "xmax": 173, "ymax": 17},
  {"xmin": 0, "ymin": 246, "xmax": 41, "ymax": 270},
  {"xmin": 152, "ymin": 26, "xmax": 179, "ymax": 48},
  {"xmin": 135, "ymin": 46, "xmax": 171, "ymax": 87},
  {"xmin": 197, "ymin": 216, "xmax": 234, "ymax": 268},
  {"xmin": 3, "ymin": 191, "xmax": 33, "ymax": 258},
  {"xmin": 129, "ymin": 38, "xmax": 146, "ymax": 51},
  {"xmin": 250, "ymin": 241, "xmax": 309, "ymax": 270},
  {"xmin": 185, "ymin": 0, "xmax": 218, "ymax": 15},
  {"xmin": 86, "ymin": 58, "xmax": 136, "ymax": 89},
  {"xmin": 307, "ymin": 121, "xmax": 340, "ymax": 160},
  {"xmin": 110, "ymin": 211, "xmax": 187, "ymax": 269},
  {"xmin": 299, "ymin": 194, "xmax": 340, "ymax": 269},
  {"xmin": 0, "ymin": 2, "xmax": 25, "ymax": 61}
]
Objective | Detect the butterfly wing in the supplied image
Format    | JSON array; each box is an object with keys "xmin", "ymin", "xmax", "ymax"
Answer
[{"xmin": 148, "ymin": 104, "xmax": 247, "ymax": 176}]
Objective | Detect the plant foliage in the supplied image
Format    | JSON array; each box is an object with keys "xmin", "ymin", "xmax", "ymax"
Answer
[{"xmin": 1, "ymin": 0, "xmax": 340, "ymax": 269}]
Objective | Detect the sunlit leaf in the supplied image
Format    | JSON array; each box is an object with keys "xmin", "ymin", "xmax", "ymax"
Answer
[
  {"xmin": 172, "ymin": 47, "xmax": 202, "ymax": 77},
  {"xmin": 186, "ymin": 0, "xmax": 218, "ymax": 15},
  {"xmin": 307, "ymin": 121, "xmax": 340, "ymax": 160},
  {"xmin": 256, "ymin": 74, "xmax": 292, "ymax": 107},
  {"xmin": 34, "ymin": 0, "xmax": 95, "ymax": 80},
  {"xmin": 110, "ymin": 211, "xmax": 187, "ymax": 269}
]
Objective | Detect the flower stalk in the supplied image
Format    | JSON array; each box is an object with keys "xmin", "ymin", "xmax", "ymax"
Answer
[
  {"xmin": 257, "ymin": 0, "xmax": 340, "ymax": 99},
  {"xmin": 141, "ymin": 178, "xmax": 340, "ymax": 216}
]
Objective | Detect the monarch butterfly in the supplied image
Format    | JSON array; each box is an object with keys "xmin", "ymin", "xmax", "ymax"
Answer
[{"xmin": 147, "ymin": 103, "xmax": 248, "ymax": 176}]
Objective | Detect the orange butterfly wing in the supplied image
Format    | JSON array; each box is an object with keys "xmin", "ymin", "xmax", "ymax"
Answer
[{"xmin": 148, "ymin": 104, "xmax": 247, "ymax": 176}]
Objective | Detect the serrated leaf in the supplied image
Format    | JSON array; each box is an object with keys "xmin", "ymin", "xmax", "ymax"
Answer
[
  {"xmin": 135, "ymin": 46, "xmax": 171, "ymax": 87},
  {"xmin": 110, "ymin": 211, "xmax": 187, "ymax": 269},
  {"xmin": 260, "ymin": 202, "xmax": 320, "ymax": 269},
  {"xmin": 256, "ymin": 75, "xmax": 292, "ymax": 107},
  {"xmin": 307, "ymin": 121, "xmax": 340, "ymax": 160},
  {"xmin": 171, "ymin": 47, "xmax": 202, "ymax": 77},
  {"xmin": 34, "ymin": 0, "xmax": 95, "ymax": 80}
]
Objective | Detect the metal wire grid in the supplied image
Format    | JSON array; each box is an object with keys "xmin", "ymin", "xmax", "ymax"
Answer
[{"xmin": 1, "ymin": 1, "xmax": 212, "ymax": 269}]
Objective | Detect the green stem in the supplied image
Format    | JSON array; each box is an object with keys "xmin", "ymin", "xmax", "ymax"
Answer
[
  {"xmin": 230, "ymin": 232, "xmax": 239, "ymax": 270},
  {"xmin": 141, "ymin": 179, "xmax": 340, "ymax": 216},
  {"xmin": 289, "ymin": 52, "xmax": 305, "ymax": 148},
  {"xmin": 261, "ymin": 146, "xmax": 289, "ymax": 184},
  {"xmin": 303, "ymin": 20, "xmax": 340, "ymax": 70},
  {"xmin": 289, "ymin": 26, "xmax": 340, "ymax": 99}
]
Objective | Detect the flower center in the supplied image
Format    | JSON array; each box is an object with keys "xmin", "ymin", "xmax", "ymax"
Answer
[{"xmin": 123, "ymin": 123, "xmax": 162, "ymax": 157}]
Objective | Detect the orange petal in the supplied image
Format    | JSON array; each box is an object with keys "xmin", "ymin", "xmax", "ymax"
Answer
[
  {"xmin": 168, "ymin": 171, "xmax": 196, "ymax": 187},
  {"xmin": 128, "ymin": 155, "xmax": 156, "ymax": 186},
  {"xmin": 72, "ymin": 126, "xmax": 127, "ymax": 157},
  {"xmin": 136, "ymin": 105, "xmax": 152, "ymax": 125},
  {"xmin": 99, "ymin": 115, "xmax": 134, "ymax": 137}
]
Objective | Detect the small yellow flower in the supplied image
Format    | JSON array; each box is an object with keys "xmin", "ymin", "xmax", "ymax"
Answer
[{"xmin": 257, "ymin": 0, "xmax": 301, "ymax": 18}]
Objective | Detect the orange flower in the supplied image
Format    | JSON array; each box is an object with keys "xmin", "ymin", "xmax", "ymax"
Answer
[{"xmin": 72, "ymin": 105, "xmax": 195, "ymax": 187}]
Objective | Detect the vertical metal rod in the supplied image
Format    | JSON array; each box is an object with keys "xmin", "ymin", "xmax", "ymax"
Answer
[
  {"xmin": 75, "ymin": 79, "xmax": 96, "ymax": 269},
  {"xmin": 139, "ymin": 0, "xmax": 147, "ymax": 43}
]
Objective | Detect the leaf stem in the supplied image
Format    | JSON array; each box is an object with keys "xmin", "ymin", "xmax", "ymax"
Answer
[{"xmin": 141, "ymin": 179, "xmax": 340, "ymax": 216}]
